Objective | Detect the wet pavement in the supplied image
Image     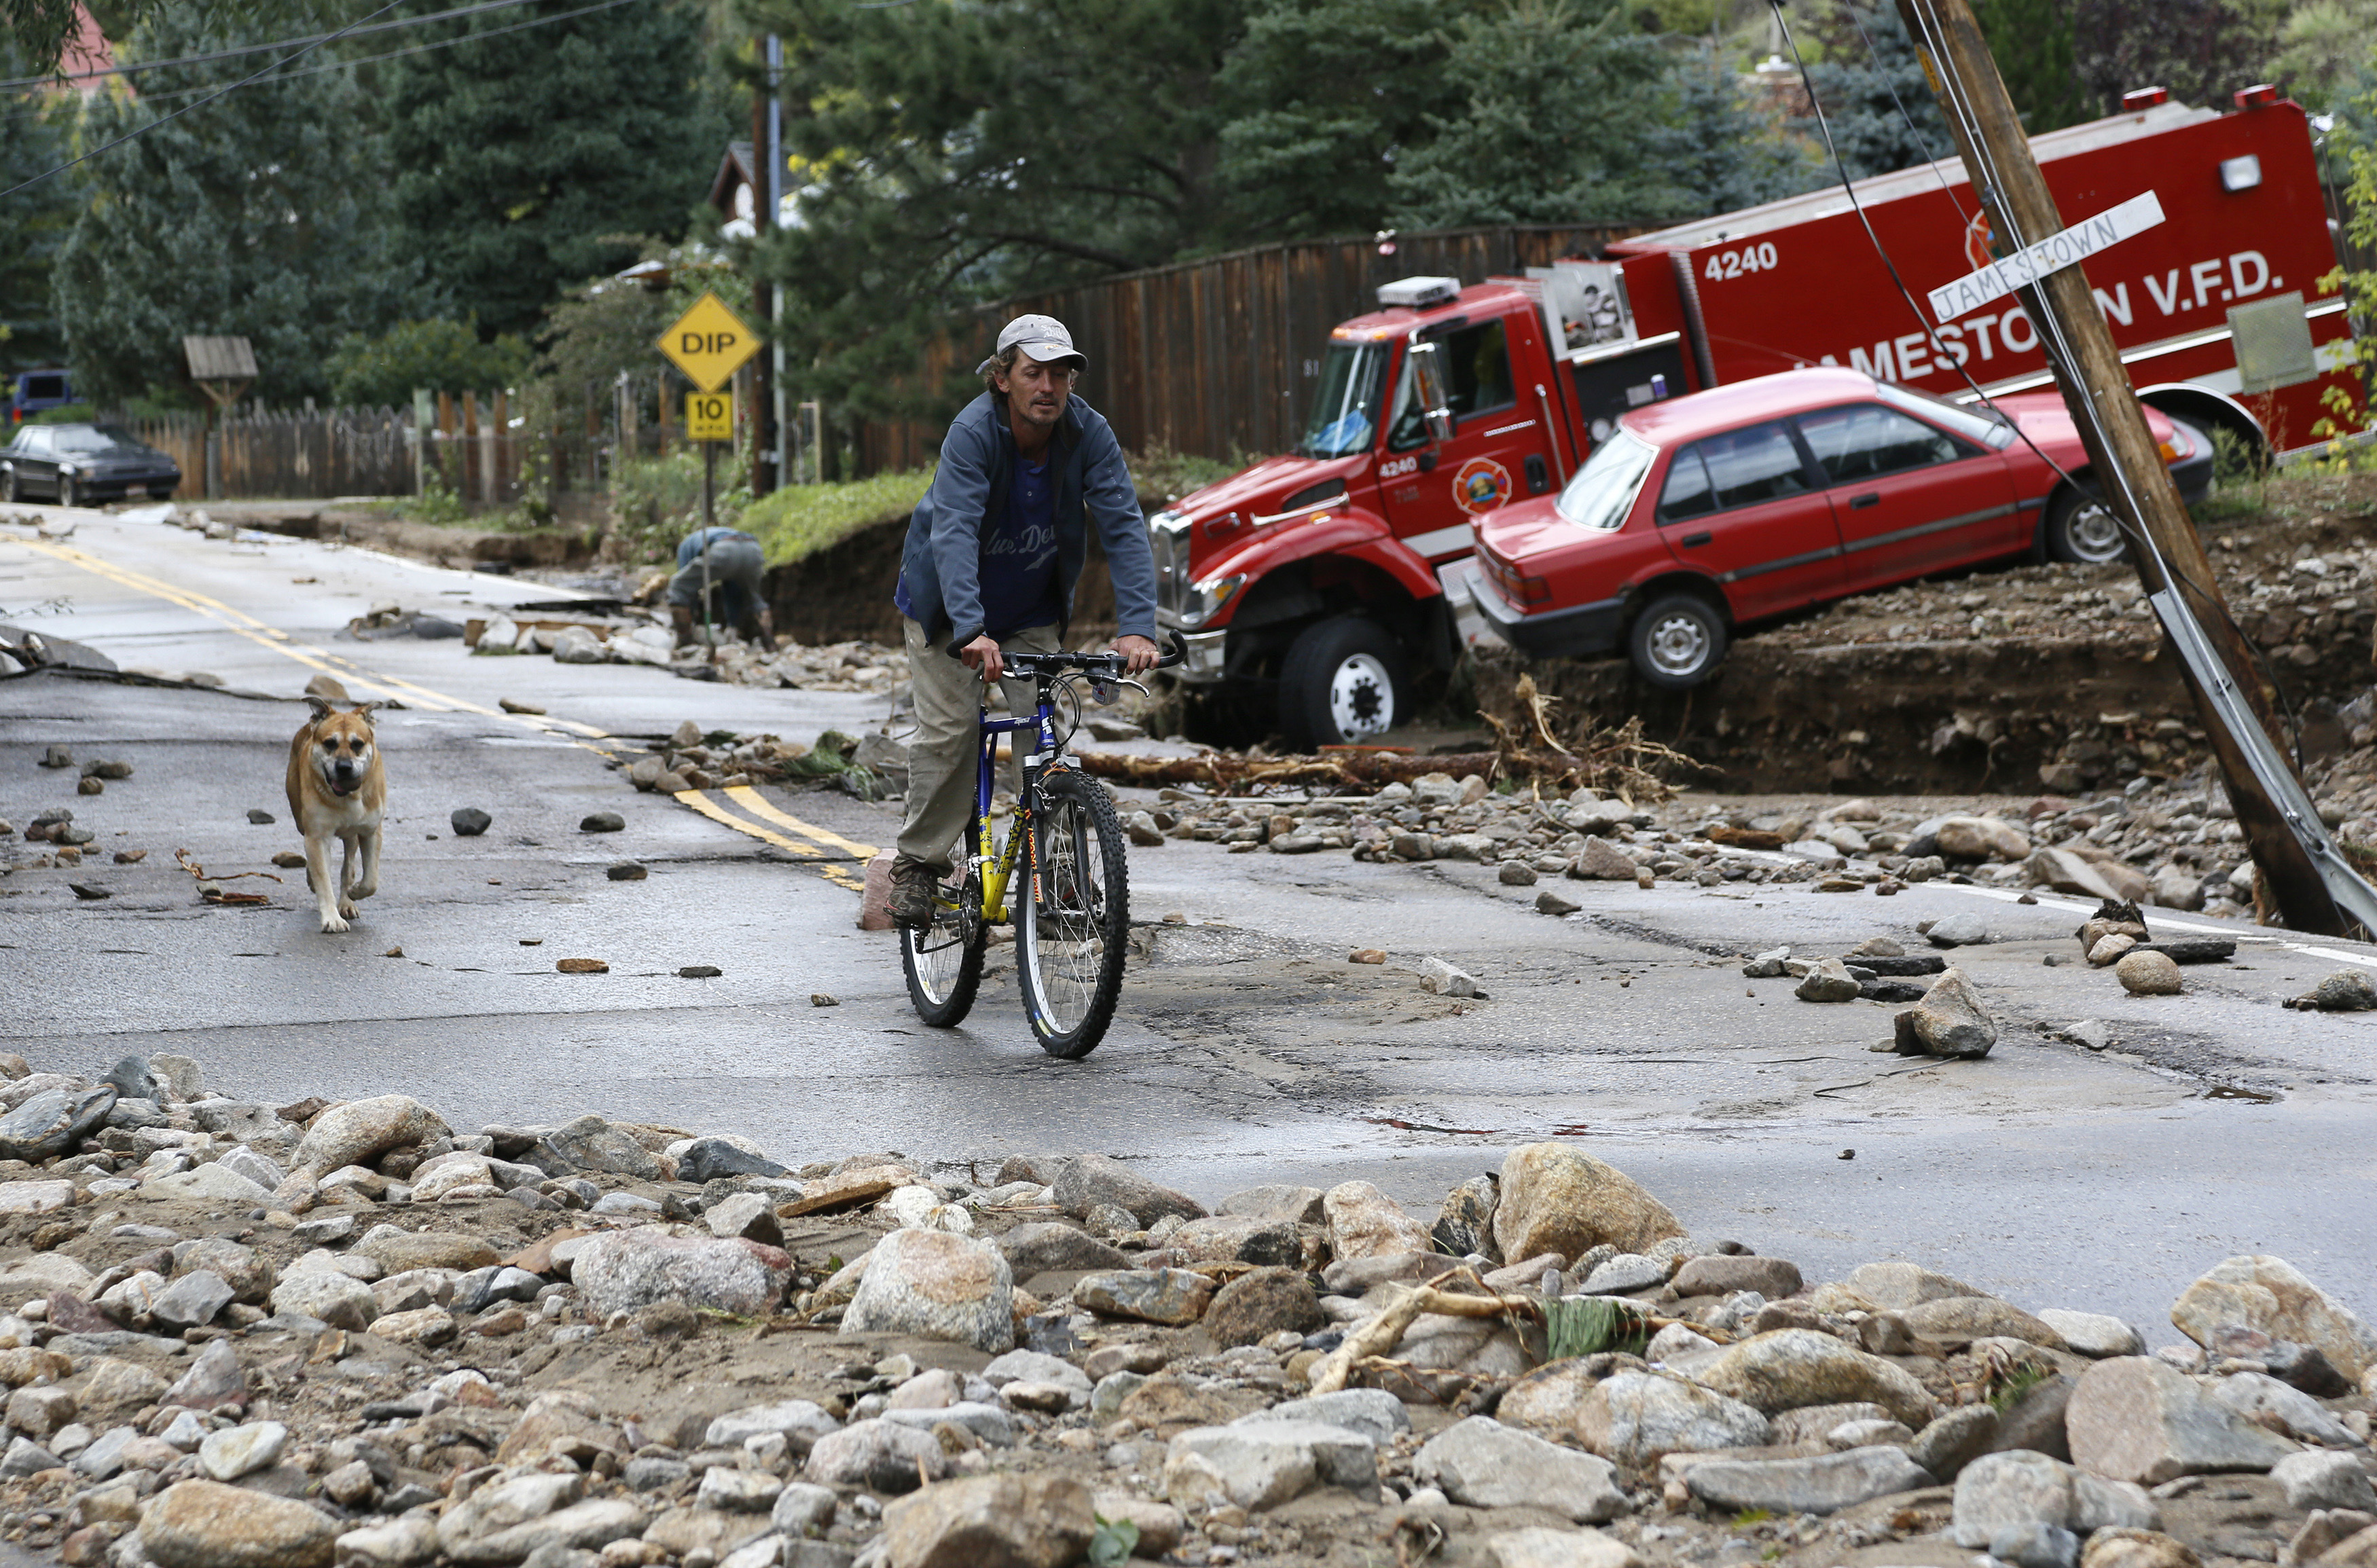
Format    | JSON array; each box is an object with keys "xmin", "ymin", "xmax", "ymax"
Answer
[{"xmin": 5, "ymin": 503, "xmax": 2376, "ymax": 1334}]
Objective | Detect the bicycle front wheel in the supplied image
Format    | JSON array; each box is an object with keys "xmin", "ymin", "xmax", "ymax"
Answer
[
  {"xmin": 901, "ymin": 854, "xmax": 987, "ymax": 1027},
  {"xmin": 1017, "ymin": 768, "xmax": 1129, "ymax": 1059}
]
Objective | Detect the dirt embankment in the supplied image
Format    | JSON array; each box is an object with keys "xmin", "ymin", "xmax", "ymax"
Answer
[
  {"xmin": 763, "ymin": 515, "xmax": 1119, "ymax": 647},
  {"xmin": 1481, "ymin": 474, "xmax": 2377, "ymax": 795},
  {"xmin": 205, "ymin": 500, "xmax": 608, "ymax": 572}
]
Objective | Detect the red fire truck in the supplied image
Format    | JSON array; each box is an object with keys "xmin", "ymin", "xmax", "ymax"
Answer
[{"xmin": 1149, "ymin": 90, "xmax": 2359, "ymax": 747}]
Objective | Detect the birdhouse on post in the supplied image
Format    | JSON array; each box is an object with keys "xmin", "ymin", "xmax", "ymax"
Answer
[{"xmin": 183, "ymin": 335, "xmax": 257, "ymax": 500}]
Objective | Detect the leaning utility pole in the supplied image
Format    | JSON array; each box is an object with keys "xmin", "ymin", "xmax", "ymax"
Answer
[
  {"xmin": 747, "ymin": 36, "xmax": 780, "ymax": 500},
  {"xmin": 1891, "ymin": 0, "xmax": 2374, "ymax": 937}
]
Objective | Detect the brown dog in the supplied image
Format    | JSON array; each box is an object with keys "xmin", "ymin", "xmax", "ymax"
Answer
[{"xmin": 285, "ymin": 685, "xmax": 386, "ymax": 933}]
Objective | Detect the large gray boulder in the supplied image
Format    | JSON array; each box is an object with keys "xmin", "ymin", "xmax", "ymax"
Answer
[
  {"xmin": 841, "ymin": 1228, "xmax": 1014, "ymax": 1353},
  {"xmin": 2065, "ymin": 1357, "xmax": 2299, "ymax": 1484},
  {"xmin": 1684, "ymin": 1447, "xmax": 1936, "ymax": 1515},
  {"xmin": 1413, "ymin": 1417, "xmax": 1627, "ymax": 1523}
]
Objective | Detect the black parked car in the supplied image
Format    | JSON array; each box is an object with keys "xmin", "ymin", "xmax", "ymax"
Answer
[{"xmin": 0, "ymin": 423, "xmax": 181, "ymax": 507}]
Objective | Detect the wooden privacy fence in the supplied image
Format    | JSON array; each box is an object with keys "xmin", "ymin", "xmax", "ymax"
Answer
[
  {"xmin": 854, "ymin": 221, "xmax": 1650, "ymax": 474},
  {"xmin": 132, "ymin": 407, "xmax": 416, "ymax": 499}
]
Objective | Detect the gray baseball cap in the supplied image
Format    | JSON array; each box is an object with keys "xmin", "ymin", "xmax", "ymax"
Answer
[{"xmin": 979, "ymin": 313, "xmax": 1085, "ymax": 376}]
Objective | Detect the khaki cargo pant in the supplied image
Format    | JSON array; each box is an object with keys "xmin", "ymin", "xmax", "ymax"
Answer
[{"xmin": 896, "ymin": 616, "xmax": 1060, "ymax": 872}]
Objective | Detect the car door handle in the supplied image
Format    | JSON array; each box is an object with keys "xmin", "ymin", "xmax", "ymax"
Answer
[
  {"xmin": 1680, "ymin": 532, "xmax": 1712, "ymax": 547},
  {"xmin": 1849, "ymin": 493, "xmax": 1880, "ymax": 509}
]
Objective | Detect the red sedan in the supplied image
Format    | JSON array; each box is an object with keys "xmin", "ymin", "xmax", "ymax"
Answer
[{"xmin": 1470, "ymin": 367, "xmax": 2210, "ymax": 687}]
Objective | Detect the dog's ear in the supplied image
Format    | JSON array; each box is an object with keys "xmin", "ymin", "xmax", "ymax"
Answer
[
  {"xmin": 353, "ymin": 700, "xmax": 383, "ymax": 723},
  {"xmin": 304, "ymin": 695, "xmax": 335, "ymax": 722}
]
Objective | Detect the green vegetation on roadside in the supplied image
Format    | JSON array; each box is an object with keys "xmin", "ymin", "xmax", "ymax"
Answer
[{"xmin": 740, "ymin": 469, "xmax": 935, "ymax": 567}]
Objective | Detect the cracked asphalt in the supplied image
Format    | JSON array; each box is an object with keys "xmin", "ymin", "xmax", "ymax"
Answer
[{"xmin": 5, "ymin": 506, "xmax": 2376, "ymax": 1335}]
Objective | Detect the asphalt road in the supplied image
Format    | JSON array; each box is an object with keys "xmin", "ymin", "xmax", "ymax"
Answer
[{"xmin": 4, "ymin": 505, "xmax": 2375, "ymax": 1338}]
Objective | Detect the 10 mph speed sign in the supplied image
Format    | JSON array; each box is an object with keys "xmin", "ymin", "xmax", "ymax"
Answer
[{"xmin": 685, "ymin": 392, "xmax": 733, "ymax": 443}]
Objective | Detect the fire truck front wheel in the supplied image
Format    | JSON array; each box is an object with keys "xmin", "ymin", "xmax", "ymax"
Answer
[
  {"xmin": 1278, "ymin": 617, "xmax": 1407, "ymax": 750},
  {"xmin": 1627, "ymin": 591, "xmax": 1728, "ymax": 690}
]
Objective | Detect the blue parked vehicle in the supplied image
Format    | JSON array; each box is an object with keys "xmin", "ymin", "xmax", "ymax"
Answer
[{"xmin": 7, "ymin": 369, "xmax": 74, "ymax": 424}]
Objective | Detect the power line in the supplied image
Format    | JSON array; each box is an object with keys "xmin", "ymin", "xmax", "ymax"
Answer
[
  {"xmin": 0, "ymin": 0, "xmax": 414, "ymax": 200},
  {"xmin": 0, "ymin": 0, "xmax": 646, "ymax": 126},
  {"xmin": 0, "ymin": 0, "xmax": 579, "ymax": 94}
]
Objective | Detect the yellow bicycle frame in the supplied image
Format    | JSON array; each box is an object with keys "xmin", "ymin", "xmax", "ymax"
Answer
[{"xmin": 977, "ymin": 814, "xmax": 1027, "ymax": 924}]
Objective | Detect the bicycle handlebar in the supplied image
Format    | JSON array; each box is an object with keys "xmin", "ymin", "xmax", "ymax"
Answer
[{"xmin": 1000, "ymin": 630, "xmax": 1187, "ymax": 676}]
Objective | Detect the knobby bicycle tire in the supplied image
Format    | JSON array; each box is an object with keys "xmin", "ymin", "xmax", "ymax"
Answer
[
  {"xmin": 1017, "ymin": 767, "xmax": 1129, "ymax": 1058},
  {"xmin": 901, "ymin": 842, "xmax": 987, "ymax": 1027}
]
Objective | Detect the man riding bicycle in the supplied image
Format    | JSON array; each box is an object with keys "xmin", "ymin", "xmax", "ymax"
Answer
[{"xmin": 889, "ymin": 314, "xmax": 1162, "ymax": 927}]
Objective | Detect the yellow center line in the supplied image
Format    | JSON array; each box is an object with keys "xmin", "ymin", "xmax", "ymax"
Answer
[
  {"xmin": 724, "ymin": 786, "xmax": 879, "ymax": 861},
  {"xmin": 683, "ymin": 791, "xmax": 868, "ymax": 891},
  {"xmin": 676, "ymin": 789, "xmax": 821, "ymax": 858},
  {"xmin": 24, "ymin": 533, "xmax": 866, "ymax": 888}
]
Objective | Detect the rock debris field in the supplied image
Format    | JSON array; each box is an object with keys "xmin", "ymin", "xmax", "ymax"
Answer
[{"xmin": 0, "ymin": 1053, "xmax": 2368, "ymax": 1568}]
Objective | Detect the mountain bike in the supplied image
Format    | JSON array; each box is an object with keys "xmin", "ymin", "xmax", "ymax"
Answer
[{"xmin": 899, "ymin": 636, "xmax": 1184, "ymax": 1058}]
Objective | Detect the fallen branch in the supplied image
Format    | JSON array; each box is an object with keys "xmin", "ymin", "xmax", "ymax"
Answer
[
  {"xmin": 1307, "ymin": 1273, "xmax": 1739, "ymax": 1393},
  {"xmin": 1306, "ymin": 1276, "xmax": 1541, "ymax": 1396}
]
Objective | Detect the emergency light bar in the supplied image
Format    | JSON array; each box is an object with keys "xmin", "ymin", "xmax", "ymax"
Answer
[{"xmin": 1377, "ymin": 276, "xmax": 1461, "ymax": 310}]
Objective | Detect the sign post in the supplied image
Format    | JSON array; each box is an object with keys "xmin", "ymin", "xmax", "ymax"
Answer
[{"xmin": 657, "ymin": 296, "xmax": 760, "ymax": 659}]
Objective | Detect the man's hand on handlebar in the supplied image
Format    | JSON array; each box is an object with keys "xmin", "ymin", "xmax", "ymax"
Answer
[
  {"xmin": 959, "ymin": 635, "xmax": 1004, "ymax": 684},
  {"xmin": 1113, "ymin": 634, "xmax": 1161, "ymax": 676}
]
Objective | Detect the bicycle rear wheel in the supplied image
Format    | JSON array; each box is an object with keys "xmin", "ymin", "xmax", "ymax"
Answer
[
  {"xmin": 1017, "ymin": 768, "xmax": 1129, "ymax": 1058},
  {"xmin": 901, "ymin": 843, "xmax": 987, "ymax": 1027}
]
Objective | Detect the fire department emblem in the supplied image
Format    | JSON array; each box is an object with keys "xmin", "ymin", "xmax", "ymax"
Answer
[
  {"xmin": 1962, "ymin": 207, "xmax": 1996, "ymax": 270},
  {"xmin": 1451, "ymin": 456, "xmax": 1511, "ymax": 515}
]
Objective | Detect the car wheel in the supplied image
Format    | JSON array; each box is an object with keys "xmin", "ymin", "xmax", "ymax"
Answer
[
  {"xmin": 1277, "ymin": 616, "xmax": 1407, "ymax": 750},
  {"xmin": 0, "ymin": 468, "xmax": 16, "ymax": 505},
  {"xmin": 2043, "ymin": 485, "xmax": 2128, "ymax": 564},
  {"xmin": 56, "ymin": 474, "xmax": 78, "ymax": 510},
  {"xmin": 1627, "ymin": 591, "xmax": 1728, "ymax": 689}
]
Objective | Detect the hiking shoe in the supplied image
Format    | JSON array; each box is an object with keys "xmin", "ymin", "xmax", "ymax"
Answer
[{"xmin": 889, "ymin": 857, "xmax": 942, "ymax": 926}]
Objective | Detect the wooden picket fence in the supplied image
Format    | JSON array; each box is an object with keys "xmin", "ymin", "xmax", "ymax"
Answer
[{"xmin": 852, "ymin": 221, "xmax": 1650, "ymax": 474}]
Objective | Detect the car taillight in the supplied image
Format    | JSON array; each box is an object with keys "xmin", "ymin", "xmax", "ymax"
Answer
[
  {"xmin": 1518, "ymin": 575, "xmax": 1552, "ymax": 606},
  {"xmin": 2158, "ymin": 441, "xmax": 2177, "ymax": 464}
]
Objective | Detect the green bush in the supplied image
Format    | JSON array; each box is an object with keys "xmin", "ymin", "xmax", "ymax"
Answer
[
  {"xmin": 611, "ymin": 450, "xmax": 755, "ymax": 562},
  {"xmin": 327, "ymin": 318, "xmax": 530, "ymax": 409},
  {"xmin": 738, "ymin": 467, "xmax": 935, "ymax": 566}
]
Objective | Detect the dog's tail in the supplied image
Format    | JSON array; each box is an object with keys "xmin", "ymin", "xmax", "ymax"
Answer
[{"xmin": 304, "ymin": 673, "xmax": 351, "ymax": 703}]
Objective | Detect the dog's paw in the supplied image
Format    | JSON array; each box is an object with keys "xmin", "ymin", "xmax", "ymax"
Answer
[
  {"xmin": 351, "ymin": 881, "xmax": 378, "ymax": 901},
  {"xmin": 337, "ymin": 898, "xmax": 359, "ymax": 921},
  {"xmin": 321, "ymin": 914, "xmax": 350, "ymax": 934}
]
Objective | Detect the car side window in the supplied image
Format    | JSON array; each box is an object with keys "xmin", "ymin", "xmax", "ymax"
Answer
[
  {"xmin": 1794, "ymin": 404, "xmax": 1969, "ymax": 484},
  {"xmin": 18, "ymin": 429, "xmax": 49, "ymax": 456},
  {"xmin": 1657, "ymin": 447, "xmax": 1716, "ymax": 523},
  {"xmin": 1698, "ymin": 421, "xmax": 1811, "ymax": 509}
]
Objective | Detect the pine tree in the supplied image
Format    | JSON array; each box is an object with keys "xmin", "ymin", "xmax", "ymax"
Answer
[
  {"xmin": 1641, "ymin": 47, "xmax": 1826, "ymax": 217},
  {"xmin": 1972, "ymin": 0, "xmax": 2090, "ymax": 130},
  {"xmin": 1385, "ymin": 0, "xmax": 1679, "ymax": 226},
  {"xmin": 49, "ymin": 14, "xmax": 420, "ymax": 405},
  {"xmin": 744, "ymin": 0, "xmax": 1246, "ymax": 424},
  {"xmin": 1793, "ymin": 3, "xmax": 1955, "ymax": 181},
  {"xmin": 378, "ymin": 0, "xmax": 725, "ymax": 343},
  {"xmin": 1212, "ymin": 0, "xmax": 1471, "ymax": 238},
  {"xmin": 0, "ymin": 41, "xmax": 80, "ymax": 374}
]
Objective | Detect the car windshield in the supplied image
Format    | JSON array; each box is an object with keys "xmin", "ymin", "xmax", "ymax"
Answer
[
  {"xmin": 1875, "ymin": 382, "xmax": 2014, "ymax": 448},
  {"xmin": 1555, "ymin": 430, "xmax": 1656, "ymax": 530},
  {"xmin": 1298, "ymin": 342, "xmax": 1388, "ymax": 457},
  {"xmin": 50, "ymin": 425, "xmax": 140, "ymax": 454}
]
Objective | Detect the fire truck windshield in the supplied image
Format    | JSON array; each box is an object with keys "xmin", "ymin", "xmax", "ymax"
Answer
[{"xmin": 1299, "ymin": 342, "xmax": 1388, "ymax": 457}]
